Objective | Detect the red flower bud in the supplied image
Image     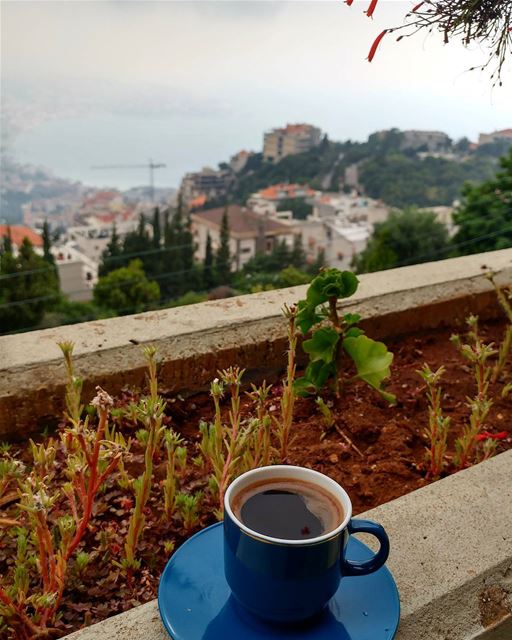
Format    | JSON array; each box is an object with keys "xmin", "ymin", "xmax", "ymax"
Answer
[
  {"xmin": 345, "ymin": 0, "xmax": 355, "ymax": 5},
  {"xmin": 476, "ymin": 431, "xmax": 508, "ymax": 442},
  {"xmin": 367, "ymin": 29, "xmax": 387, "ymax": 62},
  {"xmin": 412, "ymin": 2, "xmax": 424, "ymax": 12}
]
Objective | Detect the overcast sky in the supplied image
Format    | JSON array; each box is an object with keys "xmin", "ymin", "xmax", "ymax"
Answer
[{"xmin": 1, "ymin": 1, "xmax": 511, "ymax": 185}]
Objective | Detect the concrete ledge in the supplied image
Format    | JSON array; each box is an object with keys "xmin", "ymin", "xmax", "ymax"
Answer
[
  {"xmin": 62, "ymin": 450, "xmax": 512, "ymax": 640},
  {"xmin": 1, "ymin": 249, "xmax": 512, "ymax": 438}
]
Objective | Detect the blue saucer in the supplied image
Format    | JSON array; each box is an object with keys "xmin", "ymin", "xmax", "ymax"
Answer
[{"xmin": 158, "ymin": 523, "xmax": 400, "ymax": 640}]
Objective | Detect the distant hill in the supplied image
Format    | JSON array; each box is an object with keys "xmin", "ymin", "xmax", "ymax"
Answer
[
  {"xmin": 222, "ymin": 129, "xmax": 511, "ymax": 210},
  {"xmin": 0, "ymin": 156, "xmax": 84, "ymax": 224}
]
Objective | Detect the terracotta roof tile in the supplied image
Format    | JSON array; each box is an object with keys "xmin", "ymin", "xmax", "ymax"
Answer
[
  {"xmin": 0, "ymin": 225, "xmax": 43, "ymax": 248},
  {"xmin": 192, "ymin": 205, "xmax": 290, "ymax": 236}
]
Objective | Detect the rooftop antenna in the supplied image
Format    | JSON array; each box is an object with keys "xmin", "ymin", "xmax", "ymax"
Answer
[{"xmin": 91, "ymin": 159, "xmax": 167, "ymax": 202}]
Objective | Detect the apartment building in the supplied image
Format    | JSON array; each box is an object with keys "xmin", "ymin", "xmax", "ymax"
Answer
[
  {"xmin": 478, "ymin": 129, "xmax": 512, "ymax": 145},
  {"xmin": 401, "ymin": 130, "xmax": 451, "ymax": 152},
  {"xmin": 229, "ymin": 150, "xmax": 253, "ymax": 173},
  {"xmin": 263, "ymin": 124, "xmax": 322, "ymax": 163},
  {"xmin": 310, "ymin": 193, "xmax": 390, "ymax": 226},
  {"xmin": 180, "ymin": 167, "xmax": 233, "ymax": 205},
  {"xmin": 248, "ymin": 183, "xmax": 316, "ymax": 215},
  {"xmin": 191, "ymin": 205, "xmax": 295, "ymax": 270}
]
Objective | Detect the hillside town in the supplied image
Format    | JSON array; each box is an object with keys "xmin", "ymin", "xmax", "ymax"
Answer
[{"xmin": 1, "ymin": 125, "xmax": 511, "ymax": 306}]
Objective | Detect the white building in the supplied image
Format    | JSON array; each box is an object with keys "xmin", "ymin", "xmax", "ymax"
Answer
[
  {"xmin": 63, "ymin": 218, "xmax": 142, "ymax": 264},
  {"xmin": 52, "ymin": 243, "xmax": 98, "ymax": 302},
  {"xmin": 310, "ymin": 192, "xmax": 390, "ymax": 226},
  {"xmin": 191, "ymin": 205, "xmax": 295, "ymax": 271}
]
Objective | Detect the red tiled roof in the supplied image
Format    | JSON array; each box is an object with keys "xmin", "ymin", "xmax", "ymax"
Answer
[
  {"xmin": 256, "ymin": 183, "xmax": 315, "ymax": 201},
  {"xmin": 192, "ymin": 205, "xmax": 290, "ymax": 237},
  {"xmin": 0, "ymin": 225, "xmax": 43, "ymax": 248},
  {"xmin": 82, "ymin": 190, "xmax": 120, "ymax": 207}
]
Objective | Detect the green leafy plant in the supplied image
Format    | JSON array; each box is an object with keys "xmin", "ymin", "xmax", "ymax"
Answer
[
  {"xmin": 198, "ymin": 368, "xmax": 250, "ymax": 519},
  {"xmin": 0, "ymin": 457, "xmax": 25, "ymax": 507},
  {"xmin": 294, "ymin": 268, "xmax": 395, "ymax": 402},
  {"xmin": 243, "ymin": 382, "xmax": 273, "ymax": 469},
  {"xmin": 274, "ymin": 305, "xmax": 297, "ymax": 461},
  {"xmin": 163, "ymin": 429, "xmax": 186, "ymax": 521},
  {"xmin": 57, "ymin": 341, "xmax": 83, "ymax": 426},
  {"xmin": 0, "ymin": 387, "xmax": 119, "ymax": 639},
  {"xmin": 175, "ymin": 491, "xmax": 203, "ymax": 533},
  {"xmin": 486, "ymin": 273, "xmax": 512, "ymax": 383},
  {"xmin": 122, "ymin": 346, "xmax": 166, "ymax": 572},
  {"xmin": 451, "ymin": 316, "xmax": 497, "ymax": 468},
  {"xmin": 417, "ymin": 365, "xmax": 451, "ymax": 480}
]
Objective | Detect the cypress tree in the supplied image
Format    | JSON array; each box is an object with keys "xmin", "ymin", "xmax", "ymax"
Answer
[
  {"xmin": 162, "ymin": 197, "xmax": 185, "ymax": 297},
  {"xmin": 271, "ymin": 239, "xmax": 291, "ymax": 270},
  {"xmin": 309, "ymin": 248, "xmax": 326, "ymax": 275},
  {"xmin": 42, "ymin": 220, "xmax": 55, "ymax": 265},
  {"xmin": 41, "ymin": 219, "xmax": 59, "ymax": 288},
  {"xmin": 99, "ymin": 223, "xmax": 123, "ymax": 276},
  {"xmin": 181, "ymin": 209, "xmax": 195, "ymax": 273},
  {"xmin": 215, "ymin": 206, "xmax": 231, "ymax": 285},
  {"xmin": 123, "ymin": 213, "xmax": 153, "ymax": 275},
  {"xmin": 152, "ymin": 207, "xmax": 161, "ymax": 249},
  {"xmin": 291, "ymin": 233, "xmax": 306, "ymax": 268},
  {"xmin": 2, "ymin": 227, "xmax": 13, "ymax": 254},
  {"xmin": 203, "ymin": 232, "xmax": 215, "ymax": 290}
]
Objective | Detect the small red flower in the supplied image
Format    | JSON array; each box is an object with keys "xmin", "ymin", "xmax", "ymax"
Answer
[
  {"xmin": 476, "ymin": 431, "xmax": 508, "ymax": 442},
  {"xmin": 120, "ymin": 496, "xmax": 134, "ymax": 511},
  {"xmin": 367, "ymin": 30, "xmax": 387, "ymax": 62},
  {"xmin": 110, "ymin": 542, "xmax": 121, "ymax": 555},
  {"xmin": 366, "ymin": 0, "xmax": 380, "ymax": 18}
]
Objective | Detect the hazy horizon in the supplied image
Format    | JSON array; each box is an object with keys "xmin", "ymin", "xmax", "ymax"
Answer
[{"xmin": 2, "ymin": 0, "xmax": 511, "ymax": 190}]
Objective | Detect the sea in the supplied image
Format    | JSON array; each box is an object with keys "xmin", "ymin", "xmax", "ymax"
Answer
[{"xmin": 10, "ymin": 112, "xmax": 261, "ymax": 191}]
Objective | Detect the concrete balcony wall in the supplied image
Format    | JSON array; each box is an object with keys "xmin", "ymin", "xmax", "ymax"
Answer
[{"xmin": 1, "ymin": 249, "xmax": 511, "ymax": 438}]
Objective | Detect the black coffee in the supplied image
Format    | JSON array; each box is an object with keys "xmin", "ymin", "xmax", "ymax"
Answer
[{"xmin": 232, "ymin": 477, "xmax": 343, "ymax": 540}]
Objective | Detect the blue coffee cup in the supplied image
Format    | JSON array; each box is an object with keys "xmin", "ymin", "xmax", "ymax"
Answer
[{"xmin": 224, "ymin": 465, "xmax": 390, "ymax": 623}]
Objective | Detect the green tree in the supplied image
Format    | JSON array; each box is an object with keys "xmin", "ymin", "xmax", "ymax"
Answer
[
  {"xmin": 123, "ymin": 213, "xmax": 151, "ymax": 263},
  {"xmin": 181, "ymin": 210, "xmax": 195, "ymax": 274},
  {"xmin": 99, "ymin": 223, "xmax": 123, "ymax": 276},
  {"xmin": 278, "ymin": 266, "xmax": 311, "ymax": 287},
  {"xmin": 2, "ymin": 227, "xmax": 12, "ymax": 254},
  {"xmin": 216, "ymin": 206, "xmax": 231, "ymax": 285},
  {"xmin": 161, "ymin": 196, "xmax": 189, "ymax": 297},
  {"xmin": 0, "ymin": 237, "xmax": 60, "ymax": 333},
  {"xmin": 152, "ymin": 207, "xmax": 161, "ymax": 249},
  {"xmin": 42, "ymin": 220, "xmax": 55, "ymax": 265},
  {"xmin": 308, "ymin": 248, "xmax": 326, "ymax": 275},
  {"xmin": 354, "ymin": 208, "xmax": 450, "ymax": 273},
  {"xmin": 203, "ymin": 232, "xmax": 216, "ymax": 290},
  {"xmin": 93, "ymin": 259, "xmax": 160, "ymax": 315},
  {"xmin": 452, "ymin": 149, "xmax": 512, "ymax": 254},
  {"xmin": 277, "ymin": 198, "xmax": 313, "ymax": 220},
  {"xmin": 291, "ymin": 234, "xmax": 306, "ymax": 268}
]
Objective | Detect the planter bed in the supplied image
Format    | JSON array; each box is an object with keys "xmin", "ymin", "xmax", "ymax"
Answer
[
  {"xmin": 1, "ymin": 312, "xmax": 511, "ymax": 638},
  {"xmin": 2, "ymin": 251, "xmax": 512, "ymax": 639}
]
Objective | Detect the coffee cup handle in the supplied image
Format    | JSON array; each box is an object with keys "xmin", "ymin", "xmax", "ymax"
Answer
[{"xmin": 340, "ymin": 518, "xmax": 390, "ymax": 577}]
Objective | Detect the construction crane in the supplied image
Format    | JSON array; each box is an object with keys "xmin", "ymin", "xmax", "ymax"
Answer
[{"xmin": 91, "ymin": 159, "xmax": 167, "ymax": 202}]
